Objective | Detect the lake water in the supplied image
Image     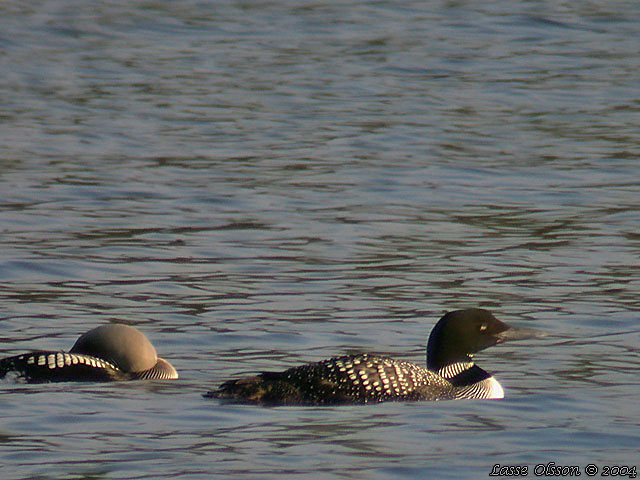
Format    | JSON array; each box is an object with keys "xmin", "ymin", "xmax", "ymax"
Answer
[{"xmin": 1, "ymin": 1, "xmax": 639, "ymax": 479}]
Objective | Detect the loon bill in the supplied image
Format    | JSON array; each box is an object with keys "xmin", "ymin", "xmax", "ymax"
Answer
[
  {"xmin": 205, "ymin": 308, "xmax": 543, "ymax": 405},
  {"xmin": 0, "ymin": 324, "xmax": 178, "ymax": 383}
]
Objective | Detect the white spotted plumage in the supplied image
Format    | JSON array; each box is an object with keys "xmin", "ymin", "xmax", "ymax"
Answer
[
  {"xmin": 276, "ymin": 353, "xmax": 457, "ymax": 403},
  {"xmin": 4, "ymin": 351, "xmax": 119, "ymax": 375}
]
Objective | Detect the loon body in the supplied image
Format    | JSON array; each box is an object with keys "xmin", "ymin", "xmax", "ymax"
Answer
[
  {"xmin": 0, "ymin": 324, "xmax": 178, "ymax": 383},
  {"xmin": 206, "ymin": 309, "xmax": 540, "ymax": 405}
]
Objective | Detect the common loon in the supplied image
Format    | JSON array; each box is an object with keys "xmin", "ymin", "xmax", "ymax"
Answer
[
  {"xmin": 0, "ymin": 324, "xmax": 178, "ymax": 383},
  {"xmin": 206, "ymin": 308, "xmax": 542, "ymax": 405}
]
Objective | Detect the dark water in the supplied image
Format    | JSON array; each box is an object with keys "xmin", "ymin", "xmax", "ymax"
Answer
[{"xmin": 1, "ymin": 1, "xmax": 639, "ymax": 479}]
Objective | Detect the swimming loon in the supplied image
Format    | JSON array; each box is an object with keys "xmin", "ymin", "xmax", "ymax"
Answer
[
  {"xmin": 0, "ymin": 324, "xmax": 178, "ymax": 383},
  {"xmin": 206, "ymin": 308, "xmax": 541, "ymax": 405}
]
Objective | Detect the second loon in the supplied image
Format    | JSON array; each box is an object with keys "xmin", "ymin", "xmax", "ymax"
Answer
[
  {"xmin": 0, "ymin": 324, "xmax": 178, "ymax": 383},
  {"xmin": 206, "ymin": 308, "xmax": 542, "ymax": 405}
]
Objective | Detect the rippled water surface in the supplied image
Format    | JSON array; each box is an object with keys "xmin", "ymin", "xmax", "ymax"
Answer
[{"xmin": 1, "ymin": 1, "xmax": 639, "ymax": 479}]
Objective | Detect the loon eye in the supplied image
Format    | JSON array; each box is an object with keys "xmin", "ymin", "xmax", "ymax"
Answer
[{"xmin": 479, "ymin": 323, "xmax": 488, "ymax": 332}]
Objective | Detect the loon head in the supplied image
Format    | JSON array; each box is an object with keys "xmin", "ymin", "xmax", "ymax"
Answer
[
  {"xmin": 70, "ymin": 324, "xmax": 178, "ymax": 380},
  {"xmin": 426, "ymin": 308, "xmax": 542, "ymax": 371}
]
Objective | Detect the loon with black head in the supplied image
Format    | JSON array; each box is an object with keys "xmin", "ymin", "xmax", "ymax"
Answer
[
  {"xmin": 0, "ymin": 324, "xmax": 178, "ymax": 383},
  {"xmin": 206, "ymin": 308, "xmax": 542, "ymax": 405}
]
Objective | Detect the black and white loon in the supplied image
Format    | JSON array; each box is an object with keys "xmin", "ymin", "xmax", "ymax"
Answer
[
  {"xmin": 206, "ymin": 308, "xmax": 542, "ymax": 405},
  {"xmin": 0, "ymin": 324, "xmax": 178, "ymax": 383}
]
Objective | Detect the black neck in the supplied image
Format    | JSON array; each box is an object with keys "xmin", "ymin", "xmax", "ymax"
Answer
[{"xmin": 445, "ymin": 364, "xmax": 491, "ymax": 387}]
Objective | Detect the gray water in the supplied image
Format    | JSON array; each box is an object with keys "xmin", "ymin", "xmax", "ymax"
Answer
[{"xmin": 1, "ymin": 1, "xmax": 639, "ymax": 479}]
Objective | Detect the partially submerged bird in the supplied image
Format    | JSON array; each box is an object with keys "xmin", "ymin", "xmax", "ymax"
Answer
[
  {"xmin": 206, "ymin": 308, "xmax": 542, "ymax": 405},
  {"xmin": 0, "ymin": 324, "xmax": 178, "ymax": 383}
]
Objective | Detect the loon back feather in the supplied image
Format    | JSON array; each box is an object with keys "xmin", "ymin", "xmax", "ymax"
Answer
[{"xmin": 209, "ymin": 354, "xmax": 459, "ymax": 405}]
